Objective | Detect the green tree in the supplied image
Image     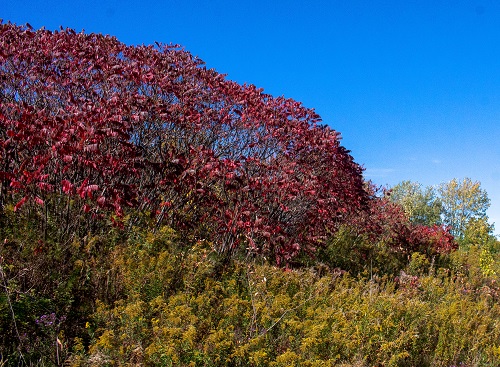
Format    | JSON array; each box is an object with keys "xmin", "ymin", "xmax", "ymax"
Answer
[
  {"xmin": 462, "ymin": 217, "xmax": 495, "ymax": 247},
  {"xmin": 389, "ymin": 180, "xmax": 442, "ymax": 226},
  {"xmin": 438, "ymin": 178, "xmax": 490, "ymax": 240}
]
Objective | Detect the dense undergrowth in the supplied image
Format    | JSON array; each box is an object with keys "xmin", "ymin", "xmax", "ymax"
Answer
[{"xmin": 1, "ymin": 205, "xmax": 500, "ymax": 367}]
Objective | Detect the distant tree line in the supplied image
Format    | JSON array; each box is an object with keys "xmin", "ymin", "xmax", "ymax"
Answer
[{"xmin": 390, "ymin": 178, "xmax": 494, "ymax": 247}]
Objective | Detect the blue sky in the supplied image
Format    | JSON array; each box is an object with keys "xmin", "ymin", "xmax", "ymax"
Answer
[{"xmin": 3, "ymin": 0, "xmax": 500, "ymax": 232}]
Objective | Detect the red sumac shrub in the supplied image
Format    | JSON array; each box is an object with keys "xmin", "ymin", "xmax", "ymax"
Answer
[
  {"xmin": 407, "ymin": 224, "xmax": 456, "ymax": 255},
  {"xmin": 0, "ymin": 23, "xmax": 369, "ymax": 263},
  {"xmin": 350, "ymin": 186, "xmax": 457, "ymax": 259}
]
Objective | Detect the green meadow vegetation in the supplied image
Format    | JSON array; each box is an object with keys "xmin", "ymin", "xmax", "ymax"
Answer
[{"xmin": 2, "ymin": 195, "xmax": 500, "ymax": 366}]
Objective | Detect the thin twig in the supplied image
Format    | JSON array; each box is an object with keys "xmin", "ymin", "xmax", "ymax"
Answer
[
  {"xmin": 246, "ymin": 266, "xmax": 316, "ymax": 339},
  {"xmin": 258, "ymin": 294, "xmax": 314, "ymax": 337},
  {"xmin": 0, "ymin": 261, "xmax": 27, "ymax": 365},
  {"xmin": 246, "ymin": 266, "xmax": 259, "ymax": 338}
]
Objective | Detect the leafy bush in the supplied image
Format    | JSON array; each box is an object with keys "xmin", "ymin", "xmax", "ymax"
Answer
[{"xmin": 0, "ymin": 23, "xmax": 369, "ymax": 264}]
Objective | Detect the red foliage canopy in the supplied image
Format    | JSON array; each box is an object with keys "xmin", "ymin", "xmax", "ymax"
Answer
[{"xmin": 0, "ymin": 24, "xmax": 368, "ymax": 263}]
